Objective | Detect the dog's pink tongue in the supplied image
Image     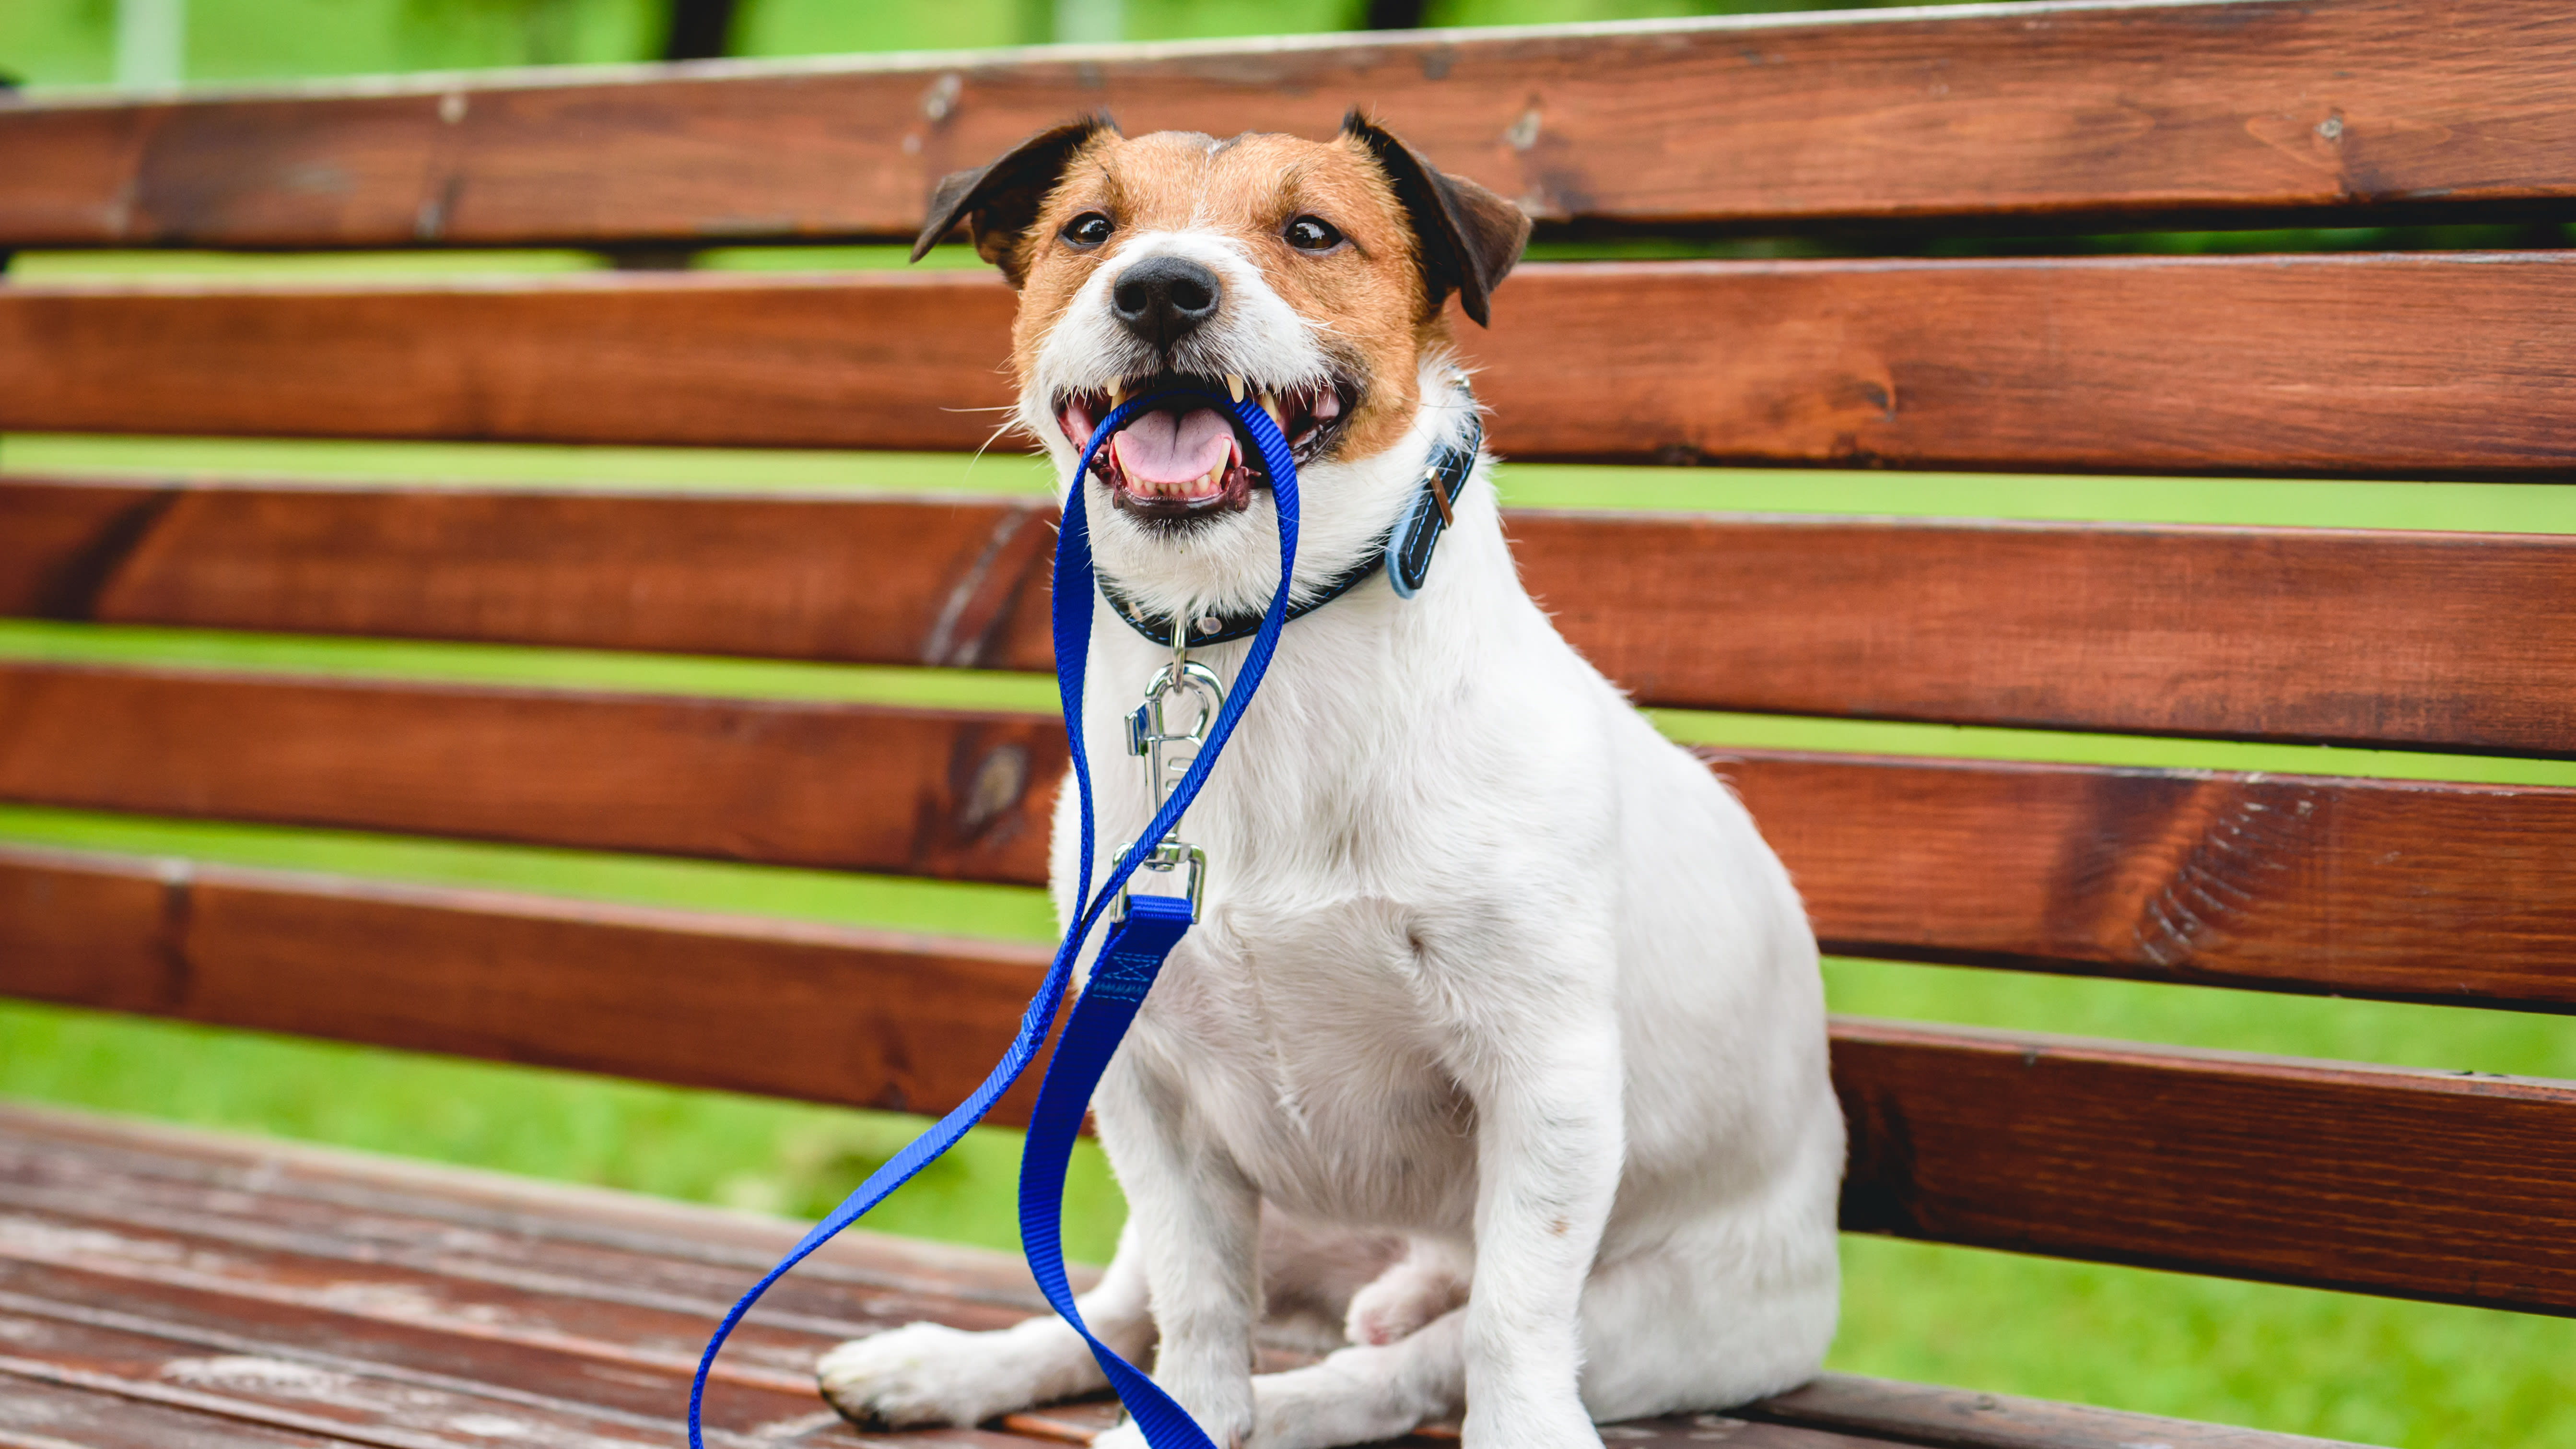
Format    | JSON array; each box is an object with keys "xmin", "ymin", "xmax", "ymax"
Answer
[{"xmin": 1112, "ymin": 408, "xmax": 1232, "ymax": 490}]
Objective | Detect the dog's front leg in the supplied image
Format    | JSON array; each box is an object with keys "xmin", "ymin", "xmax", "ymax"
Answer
[
  {"xmin": 1450, "ymin": 957, "xmax": 1623, "ymax": 1449},
  {"xmin": 1092, "ymin": 1059, "xmax": 1262, "ymax": 1449}
]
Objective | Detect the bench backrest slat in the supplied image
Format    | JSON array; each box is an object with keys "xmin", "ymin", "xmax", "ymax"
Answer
[
  {"xmin": 9, "ymin": 480, "xmax": 2568, "ymax": 756},
  {"xmin": 7, "ymin": 256, "xmax": 2573, "ymax": 476},
  {"xmin": 3, "ymin": 0, "xmax": 2569, "ymax": 249}
]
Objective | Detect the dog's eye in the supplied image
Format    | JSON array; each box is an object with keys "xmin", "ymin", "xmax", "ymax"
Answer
[
  {"xmin": 1284, "ymin": 215, "xmax": 1345, "ymax": 253},
  {"xmin": 1061, "ymin": 212, "xmax": 1114, "ymax": 248}
]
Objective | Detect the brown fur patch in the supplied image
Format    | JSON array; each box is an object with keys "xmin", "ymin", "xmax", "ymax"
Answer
[{"xmin": 1009, "ymin": 130, "xmax": 1457, "ymax": 465}]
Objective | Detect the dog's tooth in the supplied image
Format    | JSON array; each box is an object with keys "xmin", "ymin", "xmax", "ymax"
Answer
[
  {"xmin": 1259, "ymin": 390, "xmax": 1285, "ymax": 429},
  {"xmin": 1226, "ymin": 374, "xmax": 1245, "ymax": 404},
  {"xmin": 1108, "ymin": 380, "xmax": 1125, "ymax": 407}
]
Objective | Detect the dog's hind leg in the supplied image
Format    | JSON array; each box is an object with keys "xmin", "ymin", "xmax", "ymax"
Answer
[
  {"xmin": 1245, "ymin": 1307, "xmax": 1467, "ymax": 1449},
  {"xmin": 814, "ymin": 1220, "xmax": 1153, "ymax": 1428}
]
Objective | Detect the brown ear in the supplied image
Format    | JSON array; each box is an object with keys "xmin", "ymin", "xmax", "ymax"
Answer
[
  {"xmin": 1342, "ymin": 111, "xmax": 1531, "ymax": 327},
  {"xmin": 911, "ymin": 115, "xmax": 1117, "ymax": 284}
]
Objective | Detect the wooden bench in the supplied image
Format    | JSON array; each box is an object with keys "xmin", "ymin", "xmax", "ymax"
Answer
[{"xmin": 3, "ymin": 1, "xmax": 2572, "ymax": 1444}]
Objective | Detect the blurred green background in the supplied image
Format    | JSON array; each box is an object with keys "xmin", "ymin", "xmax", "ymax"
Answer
[{"xmin": 3, "ymin": 3, "xmax": 2573, "ymax": 1447}]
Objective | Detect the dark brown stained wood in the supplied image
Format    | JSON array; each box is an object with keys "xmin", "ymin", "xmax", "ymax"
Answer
[
  {"xmin": 0, "ymin": 1258, "xmax": 872, "ymax": 1438},
  {"xmin": 0, "ymin": 1188, "xmax": 922, "ymax": 1396},
  {"xmin": 7, "ymin": 854, "xmax": 2575, "ymax": 1315},
  {"xmin": 6, "ymin": 255, "xmax": 2574, "ymax": 477},
  {"xmin": 0, "ymin": 478, "xmax": 180, "ymax": 620},
  {"xmin": 0, "ymin": 477, "xmax": 1062, "ymax": 673},
  {"xmin": 11, "ymin": 475, "xmax": 2572, "ymax": 754},
  {"xmin": 0, "ymin": 1099, "xmax": 1074, "ymax": 1311},
  {"xmin": 5, "ymin": 662, "xmax": 2573, "ymax": 1007},
  {"xmin": 0, "ymin": 1375, "xmax": 364, "ymax": 1448},
  {"xmin": 0, "ymin": 1104, "xmax": 2417, "ymax": 1448},
  {"xmin": 0, "ymin": 1302, "xmax": 723, "ymax": 1448},
  {"xmin": 1527, "ymin": 516, "xmax": 2576, "ymax": 756},
  {"xmin": 1711, "ymin": 752, "xmax": 2576, "ymax": 1009},
  {"xmin": 1749, "ymin": 1374, "xmax": 2377, "ymax": 1449},
  {"xmin": 0, "ymin": 844, "xmax": 1055, "ymax": 1127},
  {"xmin": 0, "ymin": 661, "xmax": 1062, "ymax": 885},
  {"xmin": 0, "ymin": 271, "xmax": 1024, "ymax": 456},
  {"xmin": 0, "ymin": 1144, "xmax": 1039, "ymax": 1343},
  {"xmin": 5, "ymin": 0, "xmax": 2573, "ymax": 248},
  {"xmin": 1831, "ymin": 1017, "xmax": 2576, "ymax": 1315}
]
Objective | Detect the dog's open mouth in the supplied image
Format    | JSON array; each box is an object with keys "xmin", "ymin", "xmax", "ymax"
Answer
[{"xmin": 1055, "ymin": 373, "xmax": 1356, "ymax": 523}]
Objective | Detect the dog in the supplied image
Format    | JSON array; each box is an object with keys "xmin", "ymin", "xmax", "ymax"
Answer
[{"xmin": 815, "ymin": 114, "xmax": 1844, "ymax": 1449}]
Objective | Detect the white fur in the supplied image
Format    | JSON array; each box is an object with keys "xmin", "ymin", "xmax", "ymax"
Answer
[{"xmin": 820, "ymin": 226, "xmax": 1844, "ymax": 1449}]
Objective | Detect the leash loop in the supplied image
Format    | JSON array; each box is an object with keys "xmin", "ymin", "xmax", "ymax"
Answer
[{"xmin": 687, "ymin": 389, "xmax": 1296, "ymax": 1449}]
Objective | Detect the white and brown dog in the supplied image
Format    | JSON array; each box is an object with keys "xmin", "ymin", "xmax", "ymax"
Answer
[{"xmin": 816, "ymin": 115, "xmax": 1843, "ymax": 1449}]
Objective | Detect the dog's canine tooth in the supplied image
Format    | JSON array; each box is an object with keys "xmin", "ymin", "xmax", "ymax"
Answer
[
  {"xmin": 1259, "ymin": 390, "xmax": 1285, "ymax": 430},
  {"xmin": 1226, "ymin": 374, "xmax": 1246, "ymax": 404},
  {"xmin": 1108, "ymin": 380, "xmax": 1126, "ymax": 407}
]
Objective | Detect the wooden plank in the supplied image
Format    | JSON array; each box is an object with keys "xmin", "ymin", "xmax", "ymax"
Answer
[
  {"xmin": 10, "ymin": 477, "xmax": 2572, "ymax": 754},
  {"xmin": 0, "ymin": 1303, "xmax": 710, "ymax": 1448},
  {"xmin": 1717, "ymin": 753, "xmax": 2576, "ymax": 1010},
  {"xmin": 0, "ymin": 661, "xmax": 1062, "ymax": 886},
  {"xmin": 0, "ymin": 1259, "xmax": 844, "ymax": 1439},
  {"xmin": 0, "ymin": 1144, "xmax": 1037, "ymax": 1340},
  {"xmin": 1749, "ymin": 1373, "xmax": 2377, "ymax": 1449},
  {"xmin": 0, "ymin": 1099, "xmax": 1070, "ymax": 1311},
  {"xmin": 5, "ymin": 850, "xmax": 2573, "ymax": 1315},
  {"xmin": 4, "ymin": 664, "xmax": 2571, "ymax": 1007},
  {"xmin": 0, "ymin": 1190, "xmax": 920, "ymax": 1396},
  {"xmin": 0, "ymin": 478, "xmax": 1062, "ymax": 672},
  {"xmin": 4, "ymin": 0, "xmax": 2572, "ymax": 248},
  {"xmin": 0, "ymin": 844, "xmax": 1057, "ymax": 1126},
  {"xmin": 0, "ymin": 1374, "xmax": 365, "ymax": 1449},
  {"xmin": 0, "ymin": 1108, "xmax": 2390, "ymax": 1433},
  {"xmin": 5, "ymin": 255, "xmax": 2573, "ymax": 477},
  {"xmin": 1831, "ymin": 1017, "xmax": 2576, "ymax": 1316}
]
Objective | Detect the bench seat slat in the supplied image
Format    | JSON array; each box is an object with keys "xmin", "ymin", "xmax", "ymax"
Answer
[
  {"xmin": 1, "ymin": 0, "xmax": 2569, "ymax": 248},
  {"xmin": 0, "ymin": 1102, "xmax": 2391, "ymax": 1449},
  {"xmin": 0, "ymin": 1373, "xmax": 373, "ymax": 1448},
  {"xmin": 4, "ymin": 665, "xmax": 2569, "ymax": 1008},
  {"xmin": 5, "ymin": 254, "xmax": 2573, "ymax": 476},
  {"xmin": 9, "ymin": 479, "xmax": 2569, "ymax": 755},
  {"xmin": 4, "ymin": 849, "xmax": 2567, "ymax": 1321}
]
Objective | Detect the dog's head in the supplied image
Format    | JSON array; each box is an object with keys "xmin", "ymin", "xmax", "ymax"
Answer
[{"xmin": 914, "ymin": 114, "xmax": 1529, "ymax": 621}]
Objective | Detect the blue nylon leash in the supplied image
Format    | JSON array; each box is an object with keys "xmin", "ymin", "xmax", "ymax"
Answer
[{"xmin": 686, "ymin": 390, "xmax": 1299, "ymax": 1449}]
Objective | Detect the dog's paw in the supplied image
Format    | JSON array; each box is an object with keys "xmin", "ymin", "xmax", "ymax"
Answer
[
  {"xmin": 1343, "ymin": 1257, "xmax": 1466, "ymax": 1348},
  {"xmin": 815, "ymin": 1322, "xmax": 1019, "ymax": 1429}
]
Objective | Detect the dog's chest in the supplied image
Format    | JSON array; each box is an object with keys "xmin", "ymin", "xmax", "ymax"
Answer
[{"xmin": 1123, "ymin": 893, "xmax": 1479, "ymax": 1230}]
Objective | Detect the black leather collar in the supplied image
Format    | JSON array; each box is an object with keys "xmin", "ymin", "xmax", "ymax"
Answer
[{"xmin": 1100, "ymin": 397, "xmax": 1483, "ymax": 648}]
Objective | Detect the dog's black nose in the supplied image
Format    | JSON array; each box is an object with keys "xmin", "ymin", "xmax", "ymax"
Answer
[{"xmin": 1111, "ymin": 256, "xmax": 1221, "ymax": 351}]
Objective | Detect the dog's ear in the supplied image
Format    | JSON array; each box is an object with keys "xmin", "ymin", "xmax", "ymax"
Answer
[
  {"xmin": 912, "ymin": 115, "xmax": 1118, "ymax": 284},
  {"xmin": 1342, "ymin": 111, "xmax": 1531, "ymax": 328}
]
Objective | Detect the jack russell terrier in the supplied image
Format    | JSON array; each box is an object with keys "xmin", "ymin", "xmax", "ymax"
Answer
[{"xmin": 816, "ymin": 114, "xmax": 1843, "ymax": 1449}]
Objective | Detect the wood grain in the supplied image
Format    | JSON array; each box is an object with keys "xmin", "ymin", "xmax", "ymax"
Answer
[
  {"xmin": 4, "ymin": 0, "xmax": 2571, "ymax": 248},
  {"xmin": 1750, "ymin": 1373, "xmax": 2377, "ymax": 1449},
  {"xmin": 0, "ymin": 478, "xmax": 1062, "ymax": 672},
  {"xmin": 1717, "ymin": 752, "xmax": 2576, "ymax": 1010},
  {"xmin": 5, "ymin": 851, "xmax": 2569, "ymax": 1315},
  {"xmin": 1831, "ymin": 1016, "xmax": 2576, "ymax": 1316},
  {"xmin": 4, "ymin": 663, "xmax": 2570, "ymax": 1007},
  {"xmin": 0, "ymin": 1104, "xmax": 2402, "ymax": 1448},
  {"xmin": 10, "ymin": 477, "xmax": 2571, "ymax": 754},
  {"xmin": 0, "ymin": 1374, "xmax": 365, "ymax": 1449},
  {"xmin": 0, "ymin": 844, "xmax": 1056, "ymax": 1126},
  {"xmin": 0, "ymin": 661, "xmax": 1062, "ymax": 885},
  {"xmin": 6, "ymin": 254, "xmax": 2572, "ymax": 477}
]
